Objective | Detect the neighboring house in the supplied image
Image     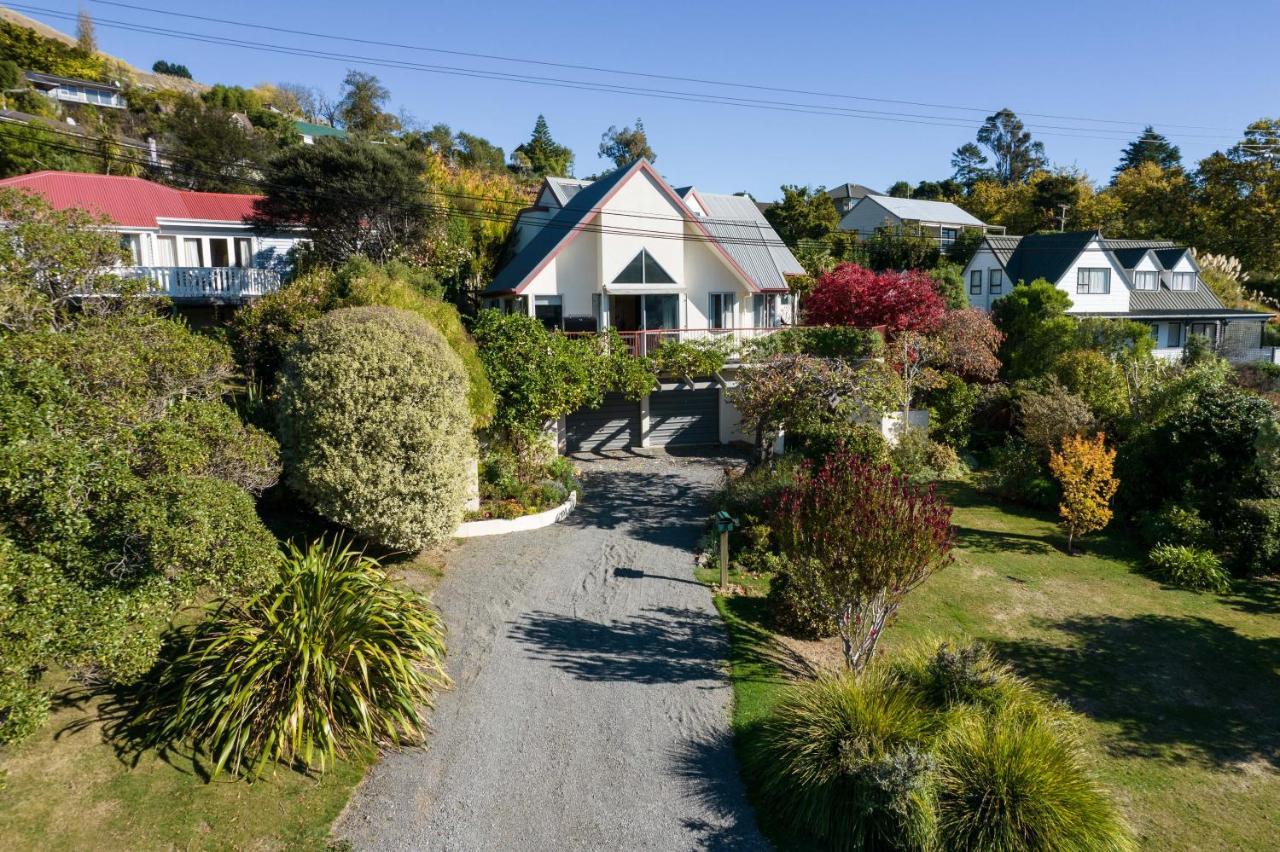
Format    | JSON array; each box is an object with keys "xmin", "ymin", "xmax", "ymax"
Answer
[
  {"xmin": 837, "ymin": 193, "xmax": 1004, "ymax": 248},
  {"xmin": 24, "ymin": 70, "xmax": 126, "ymax": 110},
  {"xmin": 0, "ymin": 171, "xmax": 301, "ymax": 303},
  {"xmin": 294, "ymin": 120, "xmax": 347, "ymax": 145},
  {"xmin": 826, "ymin": 182, "xmax": 880, "ymax": 216},
  {"xmin": 964, "ymin": 231, "xmax": 1276, "ymax": 363},
  {"xmin": 484, "ymin": 158, "xmax": 807, "ymax": 451},
  {"xmin": 0, "ymin": 108, "xmax": 161, "ymax": 166}
]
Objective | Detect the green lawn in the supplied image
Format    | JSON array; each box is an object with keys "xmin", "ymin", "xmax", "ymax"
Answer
[
  {"xmin": 702, "ymin": 482, "xmax": 1280, "ymax": 851},
  {"xmin": 0, "ymin": 549, "xmax": 446, "ymax": 851}
]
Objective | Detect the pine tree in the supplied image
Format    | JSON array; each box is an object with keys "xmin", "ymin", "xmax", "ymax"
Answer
[
  {"xmin": 1113, "ymin": 125, "xmax": 1182, "ymax": 180},
  {"xmin": 1049, "ymin": 432, "xmax": 1118, "ymax": 554},
  {"xmin": 512, "ymin": 115, "xmax": 574, "ymax": 177}
]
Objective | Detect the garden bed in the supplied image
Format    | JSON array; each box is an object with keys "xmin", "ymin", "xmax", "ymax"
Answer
[
  {"xmin": 699, "ymin": 481, "xmax": 1280, "ymax": 850},
  {"xmin": 455, "ymin": 490, "xmax": 577, "ymax": 538}
]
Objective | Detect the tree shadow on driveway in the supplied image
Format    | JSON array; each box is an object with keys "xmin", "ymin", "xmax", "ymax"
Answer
[
  {"xmin": 509, "ymin": 605, "xmax": 728, "ymax": 686},
  {"xmin": 670, "ymin": 732, "xmax": 770, "ymax": 851}
]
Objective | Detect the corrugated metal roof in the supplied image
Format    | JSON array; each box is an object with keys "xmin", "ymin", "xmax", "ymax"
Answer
[
  {"xmin": 545, "ymin": 177, "xmax": 591, "ymax": 206},
  {"xmin": 694, "ymin": 191, "xmax": 803, "ymax": 291},
  {"xmin": 1130, "ymin": 285, "xmax": 1225, "ymax": 312},
  {"xmin": 985, "ymin": 234, "xmax": 1021, "ymax": 267},
  {"xmin": 0, "ymin": 171, "xmax": 261, "ymax": 226},
  {"xmin": 1005, "ymin": 231, "xmax": 1098, "ymax": 285},
  {"xmin": 860, "ymin": 194, "xmax": 988, "ymax": 227}
]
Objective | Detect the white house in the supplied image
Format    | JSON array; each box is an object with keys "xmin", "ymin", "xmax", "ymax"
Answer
[
  {"xmin": 0, "ymin": 171, "xmax": 301, "ymax": 303},
  {"xmin": 484, "ymin": 159, "xmax": 807, "ymax": 452},
  {"xmin": 963, "ymin": 231, "xmax": 1275, "ymax": 362},
  {"xmin": 24, "ymin": 70, "xmax": 126, "ymax": 110},
  {"xmin": 837, "ymin": 193, "xmax": 1003, "ymax": 249}
]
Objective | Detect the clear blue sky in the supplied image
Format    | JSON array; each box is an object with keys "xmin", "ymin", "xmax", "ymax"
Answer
[{"xmin": 18, "ymin": 0, "xmax": 1280, "ymax": 199}]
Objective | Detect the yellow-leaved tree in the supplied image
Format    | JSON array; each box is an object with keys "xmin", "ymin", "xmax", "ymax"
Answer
[{"xmin": 1048, "ymin": 432, "xmax": 1118, "ymax": 555}]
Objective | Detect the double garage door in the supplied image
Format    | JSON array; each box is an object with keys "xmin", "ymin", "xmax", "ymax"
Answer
[{"xmin": 565, "ymin": 388, "xmax": 720, "ymax": 452}]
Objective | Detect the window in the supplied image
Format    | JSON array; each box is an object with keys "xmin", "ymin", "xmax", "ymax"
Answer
[
  {"xmin": 1149, "ymin": 323, "xmax": 1160, "ymax": 343},
  {"xmin": 941, "ymin": 228, "xmax": 957, "ymax": 248},
  {"xmin": 234, "ymin": 238, "xmax": 253, "ymax": 268},
  {"xmin": 969, "ymin": 270, "xmax": 983, "ymax": 295},
  {"xmin": 988, "ymin": 269, "xmax": 1003, "ymax": 295},
  {"xmin": 1167, "ymin": 323, "xmax": 1182, "ymax": 347},
  {"xmin": 118, "ymin": 233, "xmax": 141, "ymax": 265},
  {"xmin": 1171, "ymin": 272, "xmax": 1197, "ymax": 291},
  {"xmin": 708, "ymin": 292, "xmax": 736, "ymax": 330},
  {"xmin": 1133, "ymin": 270, "xmax": 1158, "ymax": 291},
  {"xmin": 182, "ymin": 238, "xmax": 204, "ymax": 266},
  {"xmin": 534, "ymin": 295, "xmax": 563, "ymax": 330},
  {"xmin": 642, "ymin": 294, "xmax": 679, "ymax": 329},
  {"xmin": 155, "ymin": 235, "xmax": 176, "ymax": 266},
  {"xmin": 1190, "ymin": 322, "xmax": 1217, "ymax": 345},
  {"xmin": 1077, "ymin": 267, "xmax": 1111, "ymax": 295},
  {"xmin": 613, "ymin": 248, "xmax": 675, "ymax": 285},
  {"xmin": 209, "ymin": 238, "xmax": 230, "ymax": 267},
  {"xmin": 753, "ymin": 294, "xmax": 781, "ymax": 328}
]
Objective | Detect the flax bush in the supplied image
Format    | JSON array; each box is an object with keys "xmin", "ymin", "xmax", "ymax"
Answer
[
  {"xmin": 277, "ymin": 307, "xmax": 475, "ymax": 551},
  {"xmin": 135, "ymin": 539, "xmax": 449, "ymax": 778},
  {"xmin": 1147, "ymin": 544, "xmax": 1231, "ymax": 593}
]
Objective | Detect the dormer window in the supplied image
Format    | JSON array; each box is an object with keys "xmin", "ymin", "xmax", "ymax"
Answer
[
  {"xmin": 1133, "ymin": 270, "xmax": 1159, "ymax": 291},
  {"xmin": 1077, "ymin": 268, "xmax": 1111, "ymax": 295},
  {"xmin": 1171, "ymin": 272, "xmax": 1197, "ymax": 291},
  {"xmin": 613, "ymin": 249, "xmax": 675, "ymax": 285}
]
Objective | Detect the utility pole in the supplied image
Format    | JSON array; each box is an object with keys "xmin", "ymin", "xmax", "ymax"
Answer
[{"xmin": 1058, "ymin": 204, "xmax": 1070, "ymax": 232}]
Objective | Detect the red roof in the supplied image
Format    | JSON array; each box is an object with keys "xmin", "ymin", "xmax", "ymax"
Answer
[{"xmin": 0, "ymin": 171, "xmax": 262, "ymax": 228}]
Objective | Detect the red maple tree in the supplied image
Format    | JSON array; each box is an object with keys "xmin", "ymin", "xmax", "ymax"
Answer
[{"xmin": 802, "ymin": 263, "xmax": 946, "ymax": 333}]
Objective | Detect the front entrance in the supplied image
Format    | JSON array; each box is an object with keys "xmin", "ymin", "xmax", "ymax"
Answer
[{"xmin": 608, "ymin": 293, "xmax": 680, "ymax": 355}]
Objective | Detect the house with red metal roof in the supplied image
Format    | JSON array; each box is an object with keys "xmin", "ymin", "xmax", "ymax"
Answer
[{"xmin": 0, "ymin": 171, "xmax": 302, "ymax": 303}]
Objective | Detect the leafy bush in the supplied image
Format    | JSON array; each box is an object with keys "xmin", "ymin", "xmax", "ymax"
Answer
[
  {"xmin": 719, "ymin": 455, "xmax": 803, "ymax": 522},
  {"xmin": 742, "ymin": 325, "xmax": 884, "ymax": 362},
  {"xmin": 1135, "ymin": 504, "xmax": 1212, "ymax": 549},
  {"xmin": 1017, "ymin": 380, "xmax": 1096, "ymax": 456},
  {"xmin": 928, "ymin": 373, "xmax": 980, "ymax": 449},
  {"xmin": 981, "ymin": 439, "xmax": 1058, "ymax": 509},
  {"xmin": 804, "ymin": 264, "xmax": 946, "ymax": 333},
  {"xmin": 649, "ymin": 338, "xmax": 728, "ymax": 379},
  {"xmin": 474, "ymin": 443, "xmax": 579, "ymax": 518},
  {"xmin": 134, "ymin": 539, "xmax": 449, "ymax": 778},
  {"xmin": 890, "ymin": 430, "xmax": 960, "ymax": 482},
  {"xmin": 936, "ymin": 708, "xmax": 1133, "ymax": 852},
  {"xmin": 1221, "ymin": 498, "xmax": 1280, "ymax": 576},
  {"xmin": 753, "ymin": 670, "xmax": 939, "ymax": 851},
  {"xmin": 790, "ymin": 421, "xmax": 890, "ymax": 467},
  {"xmin": 766, "ymin": 556, "xmax": 838, "ymax": 639},
  {"xmin": 1147, "ymin": 544, "xmax": 1230, "ymax": 593},
  {"xmin": 277, "ymin": 307, "xmax": 475, "ymax": 550}
]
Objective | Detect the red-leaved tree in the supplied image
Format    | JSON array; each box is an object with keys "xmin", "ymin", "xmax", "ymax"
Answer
[
  {"xmin": 775, "ymin": 451, "xmax": 954, "ymax": 673},
  {"xmin": 803, "ymin": 263, "xmax": 946, "ymax": 333},
  {"xmin": 934, "ymin": 308, "xmax": 1004, "ymax": 383}
]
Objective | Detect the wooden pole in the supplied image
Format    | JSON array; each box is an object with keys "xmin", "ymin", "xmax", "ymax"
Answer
[{"xmin": 720, "ymin": 530, "xmax": 729, "ymax": 591}]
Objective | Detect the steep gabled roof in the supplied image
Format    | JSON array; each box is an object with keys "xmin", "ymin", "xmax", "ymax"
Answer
[
  {"xmin": 0, "ymin": 170, "xmax": 261, "ymax": 227},
  {"xmin": 544, "ymin": 177, "xmax": 592, "ymax": 206},
  {"xmin": 853, "ymin": 194, "xmax": 988, "ymax": 228},
  {"xmin": 1004, "ymin": 231, "xmax": 1099, "ymax": 285},
  {"xmin": 984, "ymin": 234, "xmax": 1022, "ymax": 268},
  {"xmin": 688, "ymin": 190, "xmax": 803, "ymax": 291}
]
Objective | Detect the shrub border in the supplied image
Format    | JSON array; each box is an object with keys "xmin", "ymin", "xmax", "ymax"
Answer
[{"xmin": 453, "ymin": 491, "xmax": 577, "ymax": 538}]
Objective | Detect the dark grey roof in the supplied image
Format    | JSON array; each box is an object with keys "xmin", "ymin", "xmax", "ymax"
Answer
[
  {"xmin": 1108, "ymin": 246, "xmax": 1154, "ymax": 269},
  {"xmin": 1130, "ymin": 285, "xmax": 1225, "ymax": 312},
  {"xmin": 1004, "ymin": 231, "xmax": 1098, "ymax": 285},
  {"xmin": 827, "ymin": 182, "xmax": 879, "ymax": 200},
  {"xmin": 485, "ymin": 162, "xmax": 640, "ymax": 294},
  {"xmin": 985, "ymin": 234, "xmax": 1021, "ymax": 268},
  {"xmin": 544, "ymin": 177, "xmax": 591, "ymax": 206},
  {"xmin": 1155, "ymin": 247, "xmax": 1189, "ymax": 268},
  {"xmin": 24, "ymin": 70, "xmax": 121, "ymax": 91}
]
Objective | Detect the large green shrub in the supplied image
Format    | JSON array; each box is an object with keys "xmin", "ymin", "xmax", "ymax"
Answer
[
  {"xmin": 1147, "ymin": 544, "xmax": 1230, "ymax": 593},
  {"xmin": 766, "ymin": 556, "xmax": 838, "ymax": 639},
  {"xmin": 790, "ymin": 421, "xmax": 891, "ymax": 467},
  {"xmin": 133, "ymin": 539, "xmax": 449, "ymax": 778},
  {"xmin": 277, "ymin": 307, "xmax": 475, "ymax": 550},
  {"xmin": 981, "ymin": 439, "xmax": 1059, "ymax": 510},
  {"xmin": 1135, "ymin": 503, "xmax": 1212, "ymax": 550},
  {"xmin": 1221, "ymin": 498, "xmax": 1280, "ymax": 576}
]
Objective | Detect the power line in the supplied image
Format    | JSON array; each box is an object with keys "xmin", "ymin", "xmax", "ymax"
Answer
[
  {"xmin": 88, "ymin": 0, "xmax": 1233, "ymax": 134},
  {"xmin": 7, "ymin": 3, "xmax": 1254, "ymax": 146}
]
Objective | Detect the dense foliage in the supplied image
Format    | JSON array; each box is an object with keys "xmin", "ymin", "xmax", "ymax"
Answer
[
  {"xmin": 775, "ymin": 452, "xmax": 954, "ymax": 672},
  {"xmin": 277, "ymin": 307, "xmax": 475, "ymax": 550},
  {"xmin": 753, "ymin": 643, "xmax": 1132, "ymax": 852},
  {"xmin": 804, "ymin": 264, "xmax": 946, "ymax": 332},
  {"xmin": 133, "ymin": 539, "xmax": 449, "ymax": 778},
  {"xmin": 1147, "ymin": 544, "xmax": 1230, "ymax": 594},
  {"xmin": 1049, "ymin": 433, "xmax": 1118, "ymax": 554}
]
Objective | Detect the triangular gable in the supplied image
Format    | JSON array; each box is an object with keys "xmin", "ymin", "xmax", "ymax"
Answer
[{"xmin": 613, "ymin": 248, "xmax": 676, "ymax": 285}]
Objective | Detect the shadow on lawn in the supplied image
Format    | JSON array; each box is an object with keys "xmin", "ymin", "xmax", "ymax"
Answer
[
  {"xmin": 1225, "ymin": 576, "xmax": 1280, "ymax": 617},
  {"xmin": 992, "ymin": 613, "xmax": 1280, "ymax": 769}
]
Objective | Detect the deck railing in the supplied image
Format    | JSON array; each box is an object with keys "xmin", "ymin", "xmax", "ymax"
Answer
[
  {"xmin": 563, "ymin": 326, "xmax": 804, "ymax": 358},
  {"xmin": 117, "ymin": 266, "xmax": 282, "ymax": 302}
]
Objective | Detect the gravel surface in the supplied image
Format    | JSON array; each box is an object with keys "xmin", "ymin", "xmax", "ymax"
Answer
[{"xmin": 335, "ymin": 449, "xmax": 767, "ymax": 852}]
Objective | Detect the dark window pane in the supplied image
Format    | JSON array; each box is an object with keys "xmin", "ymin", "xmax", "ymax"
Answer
[
  {"xmin": 613, "ymin": 251, "xmax": 646, "ymax": 283},
  {"xmin": 643, "ymin": 250, "xmax": 675, "ymax": 284}
]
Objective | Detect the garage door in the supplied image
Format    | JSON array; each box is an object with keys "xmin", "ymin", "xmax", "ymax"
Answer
[
  {"xmin": 566, "ymin": 393, "xmax": 641, "ymax": 452},
  {"xmin": 649, "ymin": 388, "xmax": 720, "ymax": 447}
]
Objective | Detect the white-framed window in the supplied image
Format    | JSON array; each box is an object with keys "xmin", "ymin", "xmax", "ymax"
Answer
[
  {"xmin": 154, "ymin": 235, "xmax": 176, "ymax": 267},
  {"xmin": 1077, "ymin": 267, "xmax": 1111, "ymax": 295},
  {"xmin": 118, "ymin": 233, "xmax": 141, "ymax": 265},
  {"xmin": 1149, "ymin": 323, "xmax": 1159, "ymax": 342},
  {"xmin": 941, "ymin": 228, "xmax": 958, "ymax": 248},
  {"xmin": 1167, "ymin": 323, "xmax": 1182, "ymax": 347},
  {"xmin": 182, "ymin": 238, "xmax": 204, "ymax": 266},
  {"xmin": 234, "ymin": 238, "xmax": 253, "ymax": 268},
  {"xmin": 534, "ymin": 295, "xmax": 563, "ymax": 329},
  {"xmin": 1190, "ymin": 322, "xmax": 1217, "ymax": 345},
  {"xmin": 752, "ymin": 294, "xmax": 782, "ymax": 328},
  {"xmin": 613, "ymin": 248, "xmax": 675, "ymax": 285},
  {"xmin": 708, "ymin": 292, "xmax": 736, "ymax": 330},
  {"xmin": 1133, "ymin": 270, "xmax": 1159, "ymax": 291},
  {"xmin": 1171, "ymin": 272, "xmax": 1197, "ymax": 291},
  {"xmin": 988, "ymin": 269, "xmax": 1003, "ymax": 295},
  {"xmin": 969, "ymin": 270, "xmax": 983, "ymax": 295}
]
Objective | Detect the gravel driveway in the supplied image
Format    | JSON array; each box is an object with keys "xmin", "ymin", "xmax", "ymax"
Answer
[{"xmin": 335, "ymin": 450, "xmax": 767, "ymax": 851}]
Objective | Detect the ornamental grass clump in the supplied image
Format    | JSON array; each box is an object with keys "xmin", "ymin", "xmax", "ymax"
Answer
[
  {"xmin": 135, "ymin": 538, "xmax": 449, "ymax": 779},
  {"xmin": 774, "ymin": 451, "xmax": 954, "ymax": 672}
]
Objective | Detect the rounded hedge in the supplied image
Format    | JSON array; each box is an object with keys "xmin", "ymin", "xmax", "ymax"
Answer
[{"xmin": 277, "ymin": 307, "xmax": 474, "ymax": 550}]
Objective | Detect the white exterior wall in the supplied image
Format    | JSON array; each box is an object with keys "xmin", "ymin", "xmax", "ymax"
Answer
[
  {"xmin": 963, "ymin": 247, "xmax": 1003, "ymax": 311},
  {"xmin": 1058, "ymin": 240, "xmax": 1131, "ymax": 313},
  {"xmin": 598, "ymin": 171, "xmax": 687, "ymax": 286},
  {"xmin": 682, "ymin": 223, "xmax": 754, "ymax": 328},
  {"xmin": 838, "ymin": 198, "xmax": 898, "ymax": 235}
]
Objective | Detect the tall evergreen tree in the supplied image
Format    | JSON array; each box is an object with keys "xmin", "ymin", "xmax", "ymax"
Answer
[
  {"xmin": 763, "ymin": 185, "xmax": 838, "ymax": 247},
  {"xmin": 1113, "ymin": 125, "xmax": 1182, "ymax": 180},
  {"xmin": 513, "ymin": 115, "xmax": 574, "ymax": 177},
  {"xmin": 973, "ymin": 109, "xmax": 1047, "ymax": 184},
  {"xmin": 950, "ymin": 142, "xmax": 990, "ymax": 187}
]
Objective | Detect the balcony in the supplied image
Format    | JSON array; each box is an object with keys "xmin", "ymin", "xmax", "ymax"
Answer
[
  {"xmin": 118, "ymin": 266, "xmax": 282, "ymax": 303},
  {"xmin": 565, "ymin": 326, "xmax": 802, "ymax": 359}
]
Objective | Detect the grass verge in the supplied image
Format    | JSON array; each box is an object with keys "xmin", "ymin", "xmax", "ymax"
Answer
[{"xmin": 702, "ymin": 481, "xmax": 1280, "ymax": 850}]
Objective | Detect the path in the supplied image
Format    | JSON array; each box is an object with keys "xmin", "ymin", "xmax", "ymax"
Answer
[{"xmin": 335, "ymin": 450, "xmax": 766, "ymax": 851}]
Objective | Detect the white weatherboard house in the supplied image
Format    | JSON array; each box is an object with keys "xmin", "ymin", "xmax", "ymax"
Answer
[
  {"xmin": 484, "ymin": 158, "xmax": 805, "ymax": 452},
  {"xmin": 837, "ymin": 193, "xmax": 1004, "ymax": 249},
  {"xmin": 0, "ymin": 171, "xmax": 300, "ymax": 303},
  {"xmin": 964, "ymin": 231, "xmax": 1276, "ymax": 362}
]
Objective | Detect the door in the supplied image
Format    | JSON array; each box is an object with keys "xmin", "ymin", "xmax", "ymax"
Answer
[
  {"xmin": 565, "ymin": 393, "xmax": 641, "ymax": 453},
  {"xmin": 649, "ymin": 388, "xmax": 720, "ymax": 447}
]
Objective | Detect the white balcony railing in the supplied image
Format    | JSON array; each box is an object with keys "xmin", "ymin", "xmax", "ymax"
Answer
[{"xmin": 118, "ymin": 266, "xmax": 282, "ymax": 302}]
